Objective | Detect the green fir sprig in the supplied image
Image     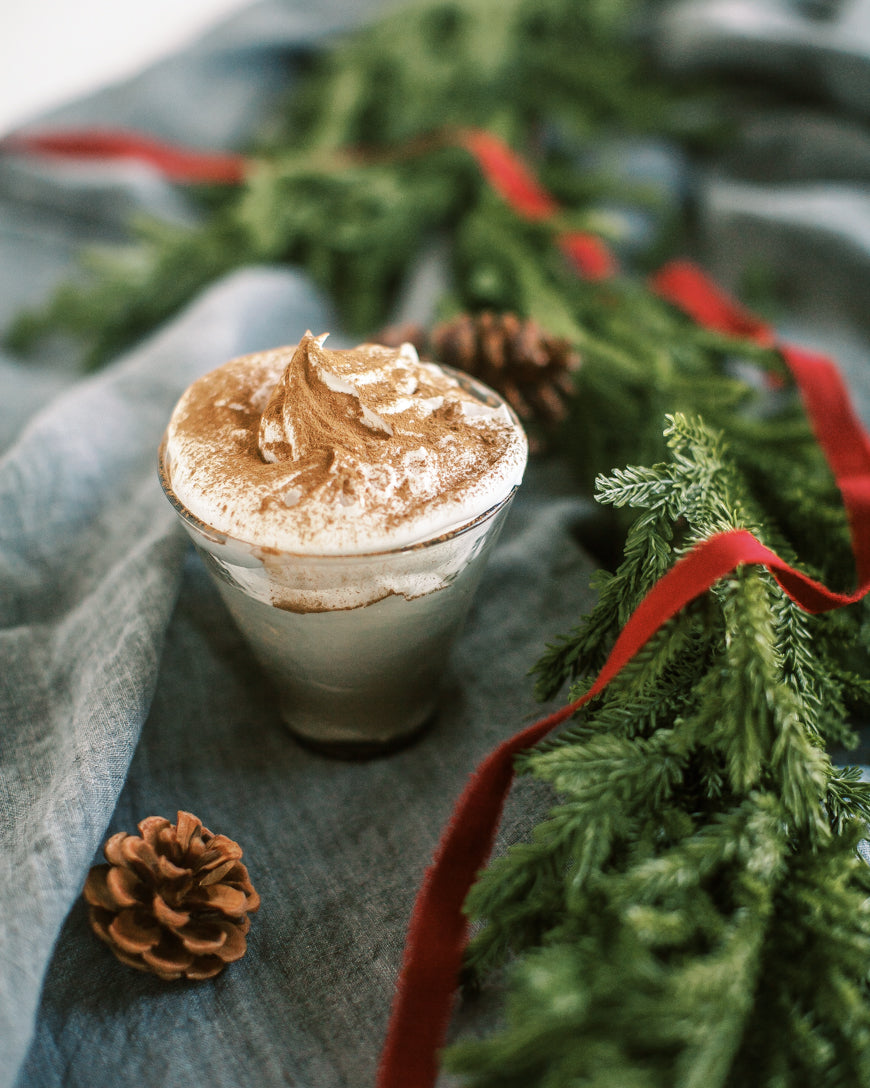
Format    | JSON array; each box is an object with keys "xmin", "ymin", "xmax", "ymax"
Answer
[{"xmin": 446, "ymin": 415, "xmax": 870, "ymax": 1087}]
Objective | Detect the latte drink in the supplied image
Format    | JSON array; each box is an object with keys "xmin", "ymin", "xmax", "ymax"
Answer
[{"xmin": 160, "ymin": 333, "xmax": 527, "ymax": 755}]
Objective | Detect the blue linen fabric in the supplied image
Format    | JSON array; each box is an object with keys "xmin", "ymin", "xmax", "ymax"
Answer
[{"xmin": 2, "ymin": 2, "xmax": 870, "ymax": 1086}]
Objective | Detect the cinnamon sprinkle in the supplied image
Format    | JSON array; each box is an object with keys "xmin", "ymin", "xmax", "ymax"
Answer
[{"xmin": 164, "ymin": 334, "xmax": 527, "ymax": 554}]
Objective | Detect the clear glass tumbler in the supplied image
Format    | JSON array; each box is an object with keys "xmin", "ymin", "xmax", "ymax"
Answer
[{"xmin": 159, "ymin": 442, "xmax": 519, "ymax": 757}]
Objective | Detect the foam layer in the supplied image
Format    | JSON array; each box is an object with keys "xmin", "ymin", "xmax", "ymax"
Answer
[{"xmin": 163, "ymin": 333, "xmax": 527, "ymax": 555}]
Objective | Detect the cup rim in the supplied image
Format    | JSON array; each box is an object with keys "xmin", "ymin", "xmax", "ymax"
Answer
[
  {"xmin": 158, "ymin": 437, "xmax": 519, "ymax": 560},
  {"xmin": 158, "ymin": 360, "xmax": 526, "ymax": 561}
]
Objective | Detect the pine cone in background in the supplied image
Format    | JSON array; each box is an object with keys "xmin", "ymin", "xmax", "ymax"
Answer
[
  {"xmin": 83, "ymin": 811, "xmax": 260, "ymax": 981},
  {"xmin": 379, "ymin": 312, "xmax": 580, "ymax": 448}
]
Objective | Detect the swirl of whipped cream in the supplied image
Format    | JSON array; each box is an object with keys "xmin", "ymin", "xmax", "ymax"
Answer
[{"xmin": 163, "ymin": 332, "xmax": 527, "ymax": 554}]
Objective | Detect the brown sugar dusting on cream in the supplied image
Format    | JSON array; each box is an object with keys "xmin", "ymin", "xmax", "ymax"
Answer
[{"xmin": 163, "ymin": 333, "xmax": 527, "ymax": 554}]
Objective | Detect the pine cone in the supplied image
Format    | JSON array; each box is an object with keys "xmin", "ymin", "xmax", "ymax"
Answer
[
  {"xmin": 83, "ymin": 811, "xmax": 260, "ymax": 981},
  {"xmin": 432, "ymin": 312, "xmax": 579, "ymax": 429},
  {"xmin": 378, "ymin": 313, "xmax": 580, "ymax": 445}
]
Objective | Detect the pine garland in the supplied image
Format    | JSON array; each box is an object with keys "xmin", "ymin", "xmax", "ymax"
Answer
[
  {"xmin": 446, "ymin": 415, "xmax": 870, "ymax": 1087},
  {"xmin": 5, "ymin": 0, "xmax": 705, "ymax": 370}
]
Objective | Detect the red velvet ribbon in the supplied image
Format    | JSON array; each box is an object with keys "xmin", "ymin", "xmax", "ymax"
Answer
[
  {"xmin": 0, "ymin": 129, "xmax": 248, "ymax": 184},
  {"xmin": 375, "ymin": 145, "xmax": 870, "ymax": 1088},
  {"xmin": 458, "ymin": 128, "xmax": 618, "ymax": 280}
]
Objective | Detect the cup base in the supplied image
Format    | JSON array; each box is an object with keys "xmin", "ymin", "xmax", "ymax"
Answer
[{"xmin": 285, "ymin": 713, "xmax": 436, "ymax": 760}]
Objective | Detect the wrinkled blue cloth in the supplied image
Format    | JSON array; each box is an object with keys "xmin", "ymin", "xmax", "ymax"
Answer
[{"xmin": 3, "ymin": 2, "xmax": 870, "ymax": 1087}]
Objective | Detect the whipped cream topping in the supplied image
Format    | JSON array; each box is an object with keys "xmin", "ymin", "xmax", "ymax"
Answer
[{"xmin": 163, "ymin": 333, "xmax": 527, "ymax": 555}]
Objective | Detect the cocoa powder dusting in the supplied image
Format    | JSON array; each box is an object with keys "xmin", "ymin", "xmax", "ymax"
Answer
[{"xmin": 164, "ymin": 334, "xmax": 526, "ymax": 554}]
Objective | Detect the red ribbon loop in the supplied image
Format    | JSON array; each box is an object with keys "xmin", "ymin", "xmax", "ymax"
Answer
[
  {"xmin": 0, "ymin": 128, "xmax": 248, "ymax": 185},
  {"xmin": 458, "ymin": 128, "xmax": 618, "ymax": 280},
  {"xmin": 650, "ymin": 260, "xmax": 776, "ymax": 347}
]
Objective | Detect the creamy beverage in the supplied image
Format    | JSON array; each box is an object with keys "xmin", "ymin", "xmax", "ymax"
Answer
[{"xmin": 160, "ymin": 333, "xmax": 527, "ymax": 755}]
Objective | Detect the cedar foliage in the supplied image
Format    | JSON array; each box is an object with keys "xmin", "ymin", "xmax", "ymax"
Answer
[{"xmin": 446, "ymin": 415, "xmax": 870, "ymax": 1087}]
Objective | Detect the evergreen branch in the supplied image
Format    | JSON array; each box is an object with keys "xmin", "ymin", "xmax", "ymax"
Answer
[
  {"xmin": 825, "ymin": 766, "xmax": 870, "ymax": 834},
  {"xmin": 451, "ymin": 418, "xmax": 870, "ymax": 1087},
  {"xmin": 451, "ymin": 797, "xmax": 793, "ymax": 1087},
  {"xmin": 6, "ymin": 0, "xmax": 688, "ymax": 370}
]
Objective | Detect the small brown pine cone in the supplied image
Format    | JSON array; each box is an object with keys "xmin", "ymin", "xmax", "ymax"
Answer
[
  {"xmin": 83, "ymin": 811, "xmax": 260, "ymax": 981},
  {"xmin": 429, "ymin": 312, "xmax": 580, "ymax": 434}
]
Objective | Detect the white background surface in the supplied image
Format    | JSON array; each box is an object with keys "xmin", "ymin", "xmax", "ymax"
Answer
[{"xmin": 0, "ymin": 0, "xmax": 252, "ymax": 135}]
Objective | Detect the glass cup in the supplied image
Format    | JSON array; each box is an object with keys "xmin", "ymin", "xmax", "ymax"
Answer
[{"xmin": 158, "ymin": 377, "xmax": 524, "ymax": 757}]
